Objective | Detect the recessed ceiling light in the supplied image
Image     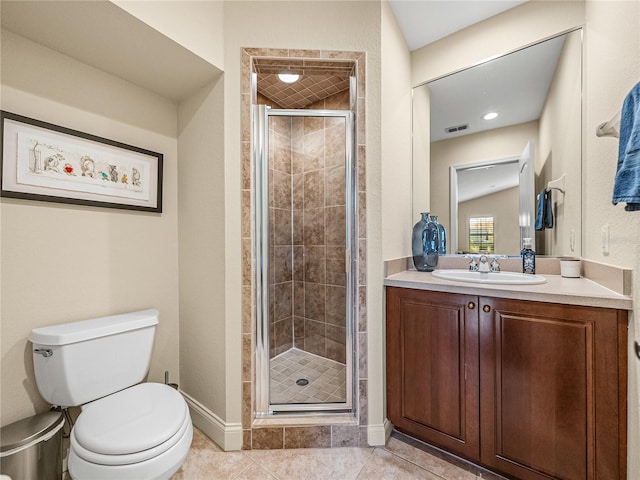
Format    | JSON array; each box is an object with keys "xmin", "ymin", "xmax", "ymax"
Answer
[
  {"xmin": 278, "ymin": 73, "xmax": 300, "ymax": 84},
  {"xmin": 482, "ymin": 112, "xmax": 499, "ymax": 120}
]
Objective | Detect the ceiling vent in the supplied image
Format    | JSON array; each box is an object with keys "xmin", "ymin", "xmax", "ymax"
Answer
[{"xmin": 445, "ymin": 124, "xmax": 469, "ymax": 134}]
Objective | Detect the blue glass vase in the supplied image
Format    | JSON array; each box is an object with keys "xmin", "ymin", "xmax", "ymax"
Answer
[
  {"xmin": 424, "ymin": 215, "xmax": 439, "ymax": 271},
  {"xmin": 430, "ymin": 215, "xmax": 447, "ymax": 255},
  {"xmin": 412, "ymin": 213, "xmax": 430, "ymax": 271}
]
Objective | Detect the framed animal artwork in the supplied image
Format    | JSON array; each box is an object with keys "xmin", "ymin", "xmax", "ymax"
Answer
[{"xmin": 0, "ymin": 111, "xmax": 163, "ymax": 212}]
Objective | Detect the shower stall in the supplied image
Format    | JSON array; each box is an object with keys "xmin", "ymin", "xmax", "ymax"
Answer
[{"xmin": 253, "ymin": 103, "xmax": 357, "ymax": 416}]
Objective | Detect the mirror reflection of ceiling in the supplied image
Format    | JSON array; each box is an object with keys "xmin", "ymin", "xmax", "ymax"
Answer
[
  {"xmin": 254, "ymin": 58, "xmax": 354, "ymax": 109},
  {"xmin": 389, "ymin": 0, "xmax": 528, "ymax": 51},
  {"xmin": 457, "ymin": 161, "xmax": 519, "ymax": 203},
  {"xmin": 428, "ymin": 35, "xmax": 565, "ymax": 142}
]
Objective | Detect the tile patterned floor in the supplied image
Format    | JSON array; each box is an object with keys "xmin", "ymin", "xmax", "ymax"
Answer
[
  {"xmin": 172, "ymin": 428, "xmax": 507, "ymax": 480},
  {"xmin": 270, "ymin": 348, "xmax": 346, "ymax": 404}
]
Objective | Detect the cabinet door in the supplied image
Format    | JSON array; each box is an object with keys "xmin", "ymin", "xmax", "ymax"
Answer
[
  {"xmin": 386, "ymin": 287, "xmax": 480, "ymax": 461},
  {"xmin": 479, "ymin": 297, "xmax": 627, "ymax": 480}
]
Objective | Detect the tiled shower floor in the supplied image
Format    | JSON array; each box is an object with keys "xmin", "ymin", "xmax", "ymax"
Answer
[{"xmin": 270, "ymin": 348, "xmax": 346, "ymax": 404}]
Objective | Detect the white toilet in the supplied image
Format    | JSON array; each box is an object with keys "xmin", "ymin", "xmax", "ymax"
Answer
[{"xmin": 29, "ymin": 309, "xmax": 192, "ymax": 480}]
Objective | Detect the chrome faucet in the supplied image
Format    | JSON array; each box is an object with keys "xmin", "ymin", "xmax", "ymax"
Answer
[
  {"xmin": 490, "ymin": 257, "xmax": 501, "ymax": 272},
  {"xmin": 478, "ymin": 255, "xmax": 491, "ymax": 273},
  {"xmin": 468, "ymin": 254, "xmax": 502, "ymax": 273},
  {"xmin": 468, "ymin": 256, "xmax": 479, "ymax": 271}
]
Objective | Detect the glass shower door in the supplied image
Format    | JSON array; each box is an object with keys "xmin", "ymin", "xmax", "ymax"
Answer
[{"xmin": 253, "ymin": 105, "xmax": 356, "ymax": 415}]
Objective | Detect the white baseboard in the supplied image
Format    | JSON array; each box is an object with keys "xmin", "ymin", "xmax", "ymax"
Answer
[
  {"xmin": 367, "ymin": 418, "xmax": 393, "ymax": 446},
  {"xmin": 180, "ymin": 390, "xmax": 243, "ymax": 451}
]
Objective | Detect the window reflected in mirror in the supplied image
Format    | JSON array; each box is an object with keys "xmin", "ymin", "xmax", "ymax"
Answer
[{"xmin": 468, "ymin": 216, "xmax": 495, "ymax": 254}]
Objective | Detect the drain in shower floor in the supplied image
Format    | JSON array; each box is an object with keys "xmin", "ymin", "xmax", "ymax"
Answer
[{"xmin": 296, "ymin": 378, "xmax": 309, "ymax": 386}]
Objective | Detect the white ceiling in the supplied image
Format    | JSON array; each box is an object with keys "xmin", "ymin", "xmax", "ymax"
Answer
[
  {"xmin": 427, "ymin": 34, "xmax": 566, "ymax": 142},
  {"xmin": 457, "ymin": 161, "xmax": 519, "ymax": 203},
  {"xmin": 389, "ymin": 0, "xmax": 527, "ymax": 52}
]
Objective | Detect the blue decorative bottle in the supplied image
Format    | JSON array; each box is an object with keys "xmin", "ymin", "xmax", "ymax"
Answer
[
  {"xmin": 431, "ymin": 215, "xmax": 447, "ymax": 255},
  {"xmin": 424, "ymin": 215, "xmax": 439, "ymax": 271},
  {"xmin": 412, "ymin": 213, "xmax": 430, "ymax": 271}
]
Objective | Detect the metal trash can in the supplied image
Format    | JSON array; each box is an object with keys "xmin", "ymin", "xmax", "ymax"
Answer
[{"xmin": 0, "ymin": 411, "xmax": 64, "ymax": 480}]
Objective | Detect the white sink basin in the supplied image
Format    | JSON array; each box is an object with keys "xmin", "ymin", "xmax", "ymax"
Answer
[{"xmin": 432, "ymin": 269, "xmax": 547, "ymax": 285}]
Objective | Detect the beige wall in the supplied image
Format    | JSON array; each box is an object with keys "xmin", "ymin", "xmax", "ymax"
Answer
[
  {"xmin": 177, "ymin": 77, "xmax": 226, "ymax": 417},
  {"xmin": 583, "ymin": 2, "xmax": 640, "ymax": 477},
  {"xmin": 457, "ymin": 187, "xmax": 520, "ymax": 254},
  {"xmin": 430, "ymin": 121, "xmax": 539, "ymax": 253},
  {"xmin": 537, "ymin": 30, "xmax": 582, "ymax": 256},
  {"xmin": 111, "ymin": 0, "xmax": 224, "ymax": 70},
  {"xmin": 380, "ymin": 0, "xmax": 412, "ymax": 434},
  {"xmin": 381, "ymin": 0, "xmax": 412, "ymax": 261},
  {"xmin": 0, "ymin": 30, "xmax": 180, "ymax": 425}
]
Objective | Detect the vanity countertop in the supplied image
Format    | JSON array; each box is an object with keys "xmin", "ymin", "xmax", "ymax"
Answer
[{"xmin": 384, "ymin": 270, "xmax": 632, "ymax": 310}]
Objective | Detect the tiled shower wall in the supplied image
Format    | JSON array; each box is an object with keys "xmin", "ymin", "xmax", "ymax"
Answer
[
  {"xmin": 291, "ymin": 105, "xmax": 348, "ymax": 365},
  {"xmin": 268, "ymin": 113, "xmax": 294, "ymax": 358},
  {"xmin": 241, "ymin": 48, "xmax": 367, "ymax": 449},
  {"xmin": 267, "ymin": 90, "xmax": 350, "ymax": 363}
]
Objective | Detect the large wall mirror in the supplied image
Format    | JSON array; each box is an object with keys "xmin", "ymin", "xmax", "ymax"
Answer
[{"xmin": 412, "ymin": 29, "xmax": 582, "ymax": 256}]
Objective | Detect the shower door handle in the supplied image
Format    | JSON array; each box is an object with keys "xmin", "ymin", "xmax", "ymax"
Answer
[{"xmin": 345, "ymin": 249, "xmax": 351, "ymax": 273}]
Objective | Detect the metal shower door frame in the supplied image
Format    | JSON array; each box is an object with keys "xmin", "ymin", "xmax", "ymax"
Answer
[{"xmin": 253, "ymin": 105, "xmax": 357, "ymax": 416}]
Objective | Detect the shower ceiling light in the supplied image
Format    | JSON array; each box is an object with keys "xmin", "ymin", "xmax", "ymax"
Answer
[
  {"xmin": 278, "ymin": 73, "xmax": 300, "ymax": 84},
  {"xmin": 482, "ymin": 112, "xmax": 499, "ymax": 120}
]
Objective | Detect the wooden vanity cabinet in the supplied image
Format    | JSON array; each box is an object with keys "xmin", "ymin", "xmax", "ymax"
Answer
[
  {"xmin": 386, "ymin": 288, "xmax": 481, "ymax": 460},
  {"xmin": 386, "ymin": 287, "xmax": 628, "ymax": 480},
  {"xmin": 479, "ymin": 297, "xmax": 627, "ymax": 480}
]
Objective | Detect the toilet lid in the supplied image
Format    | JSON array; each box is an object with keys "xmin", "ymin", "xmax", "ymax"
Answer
[
  {"xmin": 74, "ymin": 383, "xmax": 187, "ymax": 456},
  {"xmin": 70, "ymin": 409, "xmax": 191, "ymax": 466}
]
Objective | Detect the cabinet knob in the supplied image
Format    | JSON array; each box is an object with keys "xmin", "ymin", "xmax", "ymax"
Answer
[
  {"xmin": 483, "ymin": 305, "xmax": 491, "ymax": 313},
  {"xmin": 468, "ymin": 302, "xmax": 475, "ymax": 310}
]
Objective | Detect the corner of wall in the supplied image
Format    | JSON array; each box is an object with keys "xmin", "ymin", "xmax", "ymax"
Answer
[
  {"xmin": 183, "ymin": 390, "xmax": 243, "ymax": 451},
  {"xmin": 367, "ymin": 418, "xmax": 394, "ymax": 446}
]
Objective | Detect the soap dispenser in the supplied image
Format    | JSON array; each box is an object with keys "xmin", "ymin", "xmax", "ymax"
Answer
[{"xmin": 521, "ymin": 238, "xmax": 536, "ymax": 274}]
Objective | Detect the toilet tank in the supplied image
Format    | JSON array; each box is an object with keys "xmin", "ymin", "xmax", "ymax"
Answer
[{"xmin": 29, "ymin": 309, "xmax": 159, "ymax": 408}]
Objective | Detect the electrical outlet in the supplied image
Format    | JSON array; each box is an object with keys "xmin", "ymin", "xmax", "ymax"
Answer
[{"xmin": 601, "ymin": 225, "xmax": 610, "ymax": 255}]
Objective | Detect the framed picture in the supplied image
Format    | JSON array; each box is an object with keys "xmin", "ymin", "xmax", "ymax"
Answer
[{"xmin": 1, "ymin": 111, "xmax": 163, "ymax": 212}]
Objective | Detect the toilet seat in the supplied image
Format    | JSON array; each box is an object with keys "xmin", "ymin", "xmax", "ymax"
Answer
[
  {"xmin": 71, "ymin": 409, "xmax": 190, "ymax": 466},
  {"xmin": 72, "ymin": 383, "xmax": 188, "ymax": 465},
  {"xmin": 69, "ymin": 419, "xmax": 192, "ymax": 480}
]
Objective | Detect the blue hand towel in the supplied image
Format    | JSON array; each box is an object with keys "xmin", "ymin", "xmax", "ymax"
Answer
[
  {"xmin": 535, "ymin": 188, "xmax": 554, "ymax": 230},
  {"xmin": 544, "ymin": 189, "xmax": 554, "ymax": 228},
  {"xmin": 535, "ymin": 190, "xmax": 545, "ymax": 230},
  {"xmin": 613, "ymin": 81, "xmax": 640, "ymax": 211}
]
